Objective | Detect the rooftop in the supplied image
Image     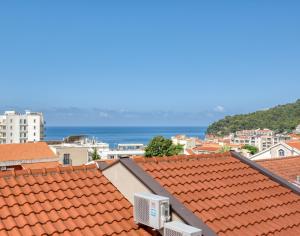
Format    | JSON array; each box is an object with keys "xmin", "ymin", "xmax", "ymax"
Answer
[
  {"xmin": 256, "ymin": 156, "xmax": 300, "ymax": 183},
  {"xmin": 133, "ymin": 152, "xmax": 300, "ymax": 235},
  {"xmin": 0, "ymin": 142, "xmax": 57, "ymax": 162},
  {"xmin": 0, "ymin": 164, "xmax": 151, "ymax": 235},
  {"xmin": 286, "ymin": 140, "xmax": 300, "ymax": 151}
]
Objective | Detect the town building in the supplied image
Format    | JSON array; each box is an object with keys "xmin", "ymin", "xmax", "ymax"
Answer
[
  {"xmin": 171, "ymin": 134, "xmax": 198, "ymax": 154},
  {"xmin": 101, "ymin": 143, "xmax": 145, "ymax": 159},
  {"xmin": 295, "ymin": 124, "xmax": 300, "ymax": 134},
  {"xmin": 50, "ymin": 137, "xmax": 110, "ymax": 166},
  {"xmin": 50, "ymin": 134, "xmax": 144, "ymax": 165},
  {"xmin": 0, "ymin": 142, "xmax": 59, "ymax": 170},
  {"xmin": 236, "ymin": 128, "xmax": 274, "ymax": 137},
  {"xmin": 0, "ymin": 110, "xmax": 44, "ymax": 144},
  {"xmin": 0, "ymin": 164, "xmax": 152, "ymax": 235},
  {"xmin": 191, "ymin": 143, "xmax": 221, "ymax": 154},
  {"xmin": 102, "ymin": 152, "xmax": 300, "ymax": 235},
  {"xmin": 250, "ymin": 140, "xmax": 300, "ymax": 160},
  {"xmin": 231, "ymin": 129, "xmax": 290, "ymax": 151}
]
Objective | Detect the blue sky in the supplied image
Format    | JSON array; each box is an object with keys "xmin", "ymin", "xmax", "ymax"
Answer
[{"xmin": 0, "ymin": 1, "xmax": 299, "ymax": 126}]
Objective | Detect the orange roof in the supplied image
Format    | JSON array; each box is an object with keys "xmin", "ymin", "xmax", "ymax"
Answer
[
  {"xmin": 0, "ymin": 142, "xmax": 56, "ymax": 162},
  {"xmin": 193, "ymin": 144, "xmax": 220, "ymax": 152},
  {"xmin": 289, "ymin": 133, "xmax": 300, "ymax": 139},
  {"xmin": 186, "ymin": 149, "xmax": 195, "ymax": 155},
  {"xmin": 256, "ymin": 156, "xmax": 300, "ymax": 182},
  {"xmin": 286, "ymin": 140, "xmax": 300, "ymax": 150},
  {"xmin": 0, "ymin": 165, "xmax": 151, "ymax": 235},
  {"xmin": 135, "ymin": 153, "xmax": 300, "ymax": 235},
  {"xmin": 21, "ymin": 161, "xmax": 60, "ymax": 169}
]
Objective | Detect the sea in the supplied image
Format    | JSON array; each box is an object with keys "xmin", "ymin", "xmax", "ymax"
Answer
[{"xmin": 45, "ymin": 126, "xmax": 207, "ymax": 147}]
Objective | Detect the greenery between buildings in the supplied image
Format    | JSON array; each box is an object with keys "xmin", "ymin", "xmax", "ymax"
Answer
[
  {"xmin": 145, "ymin": 136, "xmax": 183, "ymax": 157},
  {"xmin": 242, "ymin": 144, "xmax": 259, "ymax": 155},
  {"xmin": 91, "ymin": 148, "xmax": 100, "ymax": 160},
  {"xmin": 218, "ymin": 145, "xmax": 231, "ymax": 153},
  {"xmin": 207, "ymin": 99, "xmax": 300, "ymax": 136}
]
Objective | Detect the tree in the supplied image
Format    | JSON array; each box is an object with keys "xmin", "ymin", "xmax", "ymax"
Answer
[
  {"xmin": 242, "ymin": 144, "xmax": 258, "ymax": 155},
  {"xmin": 207, "ymin": 99, "xmax": 300, "ymax": 136},
  {"xmin": 145, "ymin": 136, "xmax": 183, "ymax": 157},
  {"xmin": 91, "ymin": 148, "xmax": 100, "ymax": 160},
  {"xmin": 218, "ymin": 145, "xmax": 231, "ymax": 153}
]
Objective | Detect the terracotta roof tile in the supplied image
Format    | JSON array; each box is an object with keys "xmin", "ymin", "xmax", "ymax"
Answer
[
  {"xmin": 256, "ymin": 156, "xmax": 300, "ymax": 183},
  {"xmin": 0, "ymin": 142, "xmax": 57, "ymax": 161},
  {"xmin": 21, "ymin": 161, "xmax": 60, "ymax": 169},
  {"xmin": 0, "ymin": 165, "xmax": 151, "ymax": 235},
  {"xmin": 286, "ymin": 141, "xmax": 300, "ymax": 150},
  {"xmin": 135, "ymin": 153, "xmax": 300, "ymax": 236}
]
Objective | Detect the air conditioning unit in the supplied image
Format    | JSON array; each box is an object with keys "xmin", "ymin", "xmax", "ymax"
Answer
[
  {"xmin": 164, "ymin": 221, "xmax": 202, "ymax": 236},
  {"xmin": 134, "ymin": 192, "xmax": 170, "ymax": 229}
]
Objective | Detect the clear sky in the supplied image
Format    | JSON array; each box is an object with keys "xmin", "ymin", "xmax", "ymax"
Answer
[{"xmin": 0, "ymin": 1, "xmax": 299, "ymax": 126}]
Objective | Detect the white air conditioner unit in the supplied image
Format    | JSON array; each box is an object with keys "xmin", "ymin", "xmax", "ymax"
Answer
[
  {"xmin": 134, "ymin": 192, "xmax": 170, "ymax": 230},
  {"xmin": 164, "ymin": 221, "xmax": 202, "ymax": 236}
]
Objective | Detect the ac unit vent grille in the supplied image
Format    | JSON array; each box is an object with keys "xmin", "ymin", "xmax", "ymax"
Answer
[
  {"xmin": 165, "ymin": 228, "xmax": 183, "ymax": 236},
  {"xmin": 134, "ymin": 197, "xmax": 150, "ymax": 225}
]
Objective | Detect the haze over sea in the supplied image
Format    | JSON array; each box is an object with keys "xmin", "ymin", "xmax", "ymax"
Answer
[{"xmin": 46, "ymin": 126, "xmax": 207, "ymax": 147}]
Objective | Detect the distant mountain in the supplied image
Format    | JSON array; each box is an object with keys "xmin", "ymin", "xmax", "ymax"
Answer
[{"xmin": 207, "ymin": 99, "xmax": 300, "ymax": 136}]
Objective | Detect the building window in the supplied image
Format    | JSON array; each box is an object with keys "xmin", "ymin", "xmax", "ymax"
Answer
[
  {"xmin": 63, "ymin": 154, "xmax": 71, "ymax": 165},
  {"xmin": 34, "ymin": 126, "xmax": 36, "ymax": 130},
  {"xmin": 278, "ymin": 149, "xmax": 285, "ymax": 157},
  {"xmin": 34, "ymin": 119, "xmax": 36, "ymax": 123},
  {"xmin": 34, "ymin": 132, "xmax": 36, "ymax": 136}
]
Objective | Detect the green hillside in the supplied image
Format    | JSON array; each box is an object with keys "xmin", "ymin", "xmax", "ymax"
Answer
[{"xmin": 207, "ymin": 99, "xmax": 300, "ymax": 136}]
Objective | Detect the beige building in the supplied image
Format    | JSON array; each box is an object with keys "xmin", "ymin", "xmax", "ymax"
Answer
[
  {"xmin": 51, "ymin": 145, "xmax": 90, "ymax": 166},
  {"xmin": 50, "ymin": 141, "xmax": 110, "ymax": 166}
]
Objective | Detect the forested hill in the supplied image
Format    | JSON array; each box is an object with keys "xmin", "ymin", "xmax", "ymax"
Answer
[{"xmin": 207, "ymin": 99, "xmax": 300, "ymax": 136}]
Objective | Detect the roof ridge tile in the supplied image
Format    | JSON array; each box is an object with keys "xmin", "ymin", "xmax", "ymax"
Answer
[
  {"xmin": 0, "ymin": 164, "xmax": 98, "ymax": 179},
  {"xmin": 135, "ymin": 152, "xmax": 233, "ymax": 164}
]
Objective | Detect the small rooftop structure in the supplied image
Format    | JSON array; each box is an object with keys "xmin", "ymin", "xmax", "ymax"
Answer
[{"xmin": 0, "ymin": 142, "xmax": 59, "ymax": 170}]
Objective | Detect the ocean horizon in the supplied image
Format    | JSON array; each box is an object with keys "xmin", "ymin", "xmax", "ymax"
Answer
[{"xmin": 45, "ymin": 126, "xmax": 207, "ymax": 147}]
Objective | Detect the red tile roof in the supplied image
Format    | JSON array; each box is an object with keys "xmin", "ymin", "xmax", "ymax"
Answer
[
  {"xmin": 135, "ymin": 153, "xmax": 300, "ymax": 236},
  {"xmin": 193, "ymin": 144, "xmax": 220, "ymax": 152},
  {"xmin": 21, "ymin": 161, "xmax": 61, "ymax": 169},
  {"xmin": 0, "ymin": 164, "xmax": 151, "ymax": 235},
  {"xmin": 256, "ymin": 156, "xmax": 300, "ymax": 182},
  {"xmin": 286, "ymin": 141, "xmax": 300, "ymax": 150},
  {"xmin": 0, "ymin": 142, "xmax": 57, "ymax": 161}
]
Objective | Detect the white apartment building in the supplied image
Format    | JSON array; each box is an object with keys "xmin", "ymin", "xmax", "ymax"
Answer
[
  {"xmin": 295, "ymin": 124, "xmax": 300, "ymax": 134},
  {"xmin": 231, "ymin": 129, "xmax": 290, "ymax": 151},
  {"xmin": 171, "ymin": 134, "xmax": 197, "ymax": 154},
  {"xmin": 0, "ymin": 110, "xmax": 44, "ymax": 144}
]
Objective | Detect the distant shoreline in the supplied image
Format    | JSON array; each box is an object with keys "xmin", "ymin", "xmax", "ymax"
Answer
[{"xmin": 45, "ymin": 126, "xmax": 207, "ymax": 147}]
